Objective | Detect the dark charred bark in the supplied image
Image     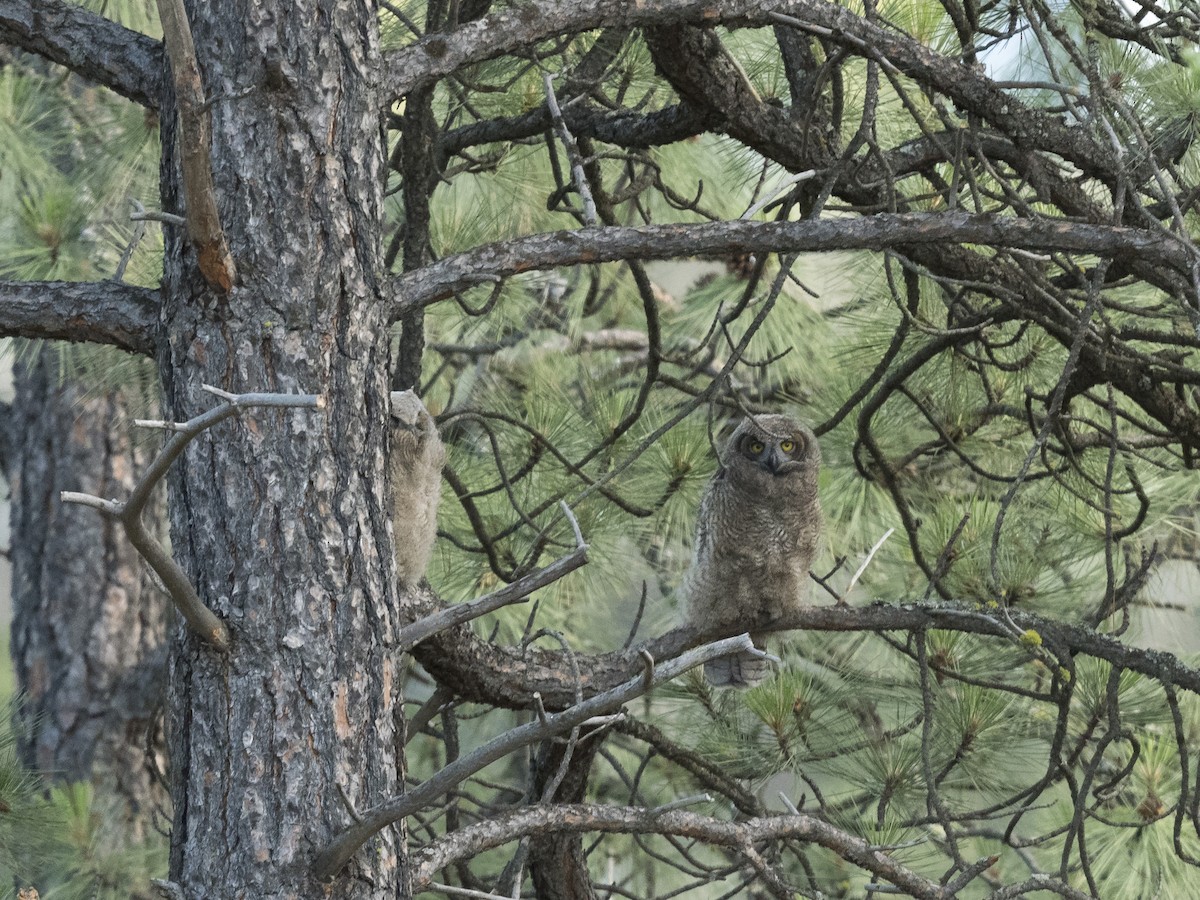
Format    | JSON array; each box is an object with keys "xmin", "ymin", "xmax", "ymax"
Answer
[{"xmin": 7, "ymin": 348, "xmax": 169, "ymax": 834}]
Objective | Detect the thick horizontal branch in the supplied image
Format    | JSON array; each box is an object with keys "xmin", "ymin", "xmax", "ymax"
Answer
[
  {"xmin": 312, "ymin": 634, "xmax": 758, "ymax": 880},
  {"xmin": 384, "ymin": 0, "xmax": 782, "ymax": 98},
  {"xmin": 0, "ymin": 280, "xmax": 159, "ymax": 355},
  {"xmin": 0, "ymin": 0, "xmax": 162, "ymax": 109},
  {"xmin": 388, "ymin": 212, "xmax": 1187, "ymax": 316},
  {"xmin": 410, "ymin": 594, "xmax": 1200, "ymax": 712},
  {"xmin": 410, "ymin": 803, "xmax": 952, "ymax": 898}
]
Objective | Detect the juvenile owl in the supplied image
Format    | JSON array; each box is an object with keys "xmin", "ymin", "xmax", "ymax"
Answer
[
  {"xmin": 683, "ymin": 414, "xmax": 823, "ymax": 687},
  {"xmin": 389, "ymin": 390, "xmax": 445, "ymax": 588}
]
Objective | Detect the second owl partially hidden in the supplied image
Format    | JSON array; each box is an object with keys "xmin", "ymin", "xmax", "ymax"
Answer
[
  {"xmin": 683, "ymin": 414, "xmax": 823, "ymax": 688},
  {"xmin": 389, "ymin": 390, "xmax": 445, "ymax": 589}
]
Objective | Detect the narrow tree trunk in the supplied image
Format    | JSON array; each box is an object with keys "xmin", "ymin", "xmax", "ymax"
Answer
[
  {"xmin": 529, "ymin": 732, "xmax": 603, "ymax": 900},
  {"xmin": 158, "ymin": 1, "xmax": 403, "ymax": 895},
  {"xmin": 6, "ymin": 348, "xmax": 169, "ymax": 834}
]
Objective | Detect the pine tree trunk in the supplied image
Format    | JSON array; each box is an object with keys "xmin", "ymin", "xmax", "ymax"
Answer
[
  {"xmin": 6, "ymin": 349, "xmax": 169, "ymax": 835},
  {"xmin": 158, "ymin": 1, "xmax": 404, "ymax": 896}
]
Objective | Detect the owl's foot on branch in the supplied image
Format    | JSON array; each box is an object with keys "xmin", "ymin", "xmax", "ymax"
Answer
[{"xmin": 704, "ymin": 645, "xmax": 778, "ymax": 688}]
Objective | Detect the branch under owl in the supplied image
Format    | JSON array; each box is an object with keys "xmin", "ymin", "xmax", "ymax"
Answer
[{"xmin": 408, "ymin": 595, "xmax": 1200, "ymax": 711}]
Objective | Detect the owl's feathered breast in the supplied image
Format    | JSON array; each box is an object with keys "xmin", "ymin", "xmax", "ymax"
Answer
[{"xmin": 683, "ymin": 425, "xmax": 822, "ymax": 629}]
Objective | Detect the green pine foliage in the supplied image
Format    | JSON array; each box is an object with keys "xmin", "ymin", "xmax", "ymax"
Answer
[{"xmin": 8, "ymin": 0, "xmax": 1200, "ymax": 893}]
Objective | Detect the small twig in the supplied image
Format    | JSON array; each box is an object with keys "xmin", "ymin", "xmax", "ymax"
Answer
[
  {"xmin": 336, "ymin": 784, "xmax": 364, "ymax": 824},
  {"xmin": 924, "ymin": 515, "xmax": 970, "ymax": 602},
  {"xmin": 200, "ymin": 382, "xmax": 239, "ymax": 401},
  {"xmin": 133, "ymin": 418, "xmax": 190, "ymax": 432},
  {"xmin": 405, "ymin": 684, "xmax": 455, "ymax": 746},
  {"xmin": 130, "ymin": 210, "xmax": 188, "ymax": 227},
  {"xmin": 427, "ymin": 883, "xmax": 519, "ymax": 900},
  {"xmin": 778, "ymin": 791, "xmax": 802, "ymax": 815},
  {"xmin": 542, "ymin": 72, "xmax": 597, "ymax": 225},
  {"xmin": 844, "ymin": 528, "xmax": 895, "ymax": 597},
  {"xmin": 532, "ymin": 693, "xmax": 549, "ymax": 726},
  {"xmin": 559, "ymin": 500, "xmax": 586, "ymax": 550},
  {"xmin": 399, "ymin": 536, "xmax": 588, "ymax": 653},
  {"xmin": 742, "ymin": 170, "xmax": 817, "ymax": 220},
  {"xmin": 62, "ymin": 388, "xmax": 323, "ymax": 651},
  {"xmin": 639, "ymin": 649, "xmax": 655, "ymax": 689},
  {"xmin": 811, "ymin": 556, "xmax": 848, "ymax": 603},
  {"xmin": 113, "ymin": 199, "xmax": 147, "ymax": 283},
  {"xmin": 945, "ymin": 854, "xmax": 1001, "ymax": 892},
  {"xmin": 651, "ymin": 793, "xmax": 712, "ymax": 814},
  {"xmin": 623, "ymin": 582, "xmax": 648, "ymax": 650}
]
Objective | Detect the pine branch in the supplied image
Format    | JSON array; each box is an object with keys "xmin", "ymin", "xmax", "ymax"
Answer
[
  {"xmin": 411, "ymin": 594, "xmax": 1200, "ymax": 712},
  {"xmin": 0, "ymin": 280, "xmax": 159, "ymax": 355},
  {"xmin": 312, "ymin": 633, "xmax": 762, "ymax": 880},
  {"xmin": 0, "ymin": 0, "xmax": 163, "ymax": 108},
  {"xmin": 408, "ymin": 802, "xmax": 960, "ymax": 898},
  {"xmin": 389, "ymin": 213, "xmax": 1189, "ymax": 313}
]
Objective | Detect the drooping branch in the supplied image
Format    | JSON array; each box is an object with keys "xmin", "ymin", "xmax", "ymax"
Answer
[
  {"xmin": 311, "ymin": 633, "xmax": 761, "ymax": 880},
  {"xmin": 0, "ymin": 280, "xmax": 159, "ymax": 355},
  {"xmin": 155, "ymin": 0, "xmax": 237, "ymax": 292},
  {"xmin": 0, "ymin": 0, "xmax": 163, "ymax": 109},
  {"xmin": 388, "ymin": 213, "xmax": 1189, "ymax": 315},
  {"xmin": 62, "ymin": 387, "xmax": 323, "ymax": 651}
]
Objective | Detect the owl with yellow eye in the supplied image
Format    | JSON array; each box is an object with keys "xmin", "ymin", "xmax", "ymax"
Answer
[{"xmin": 682, "ymin": 414, "xmax": 823, "ymax": 687}]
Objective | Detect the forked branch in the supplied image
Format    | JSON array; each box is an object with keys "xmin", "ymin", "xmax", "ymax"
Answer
[
  {"xmin": 62, "ymin": 386, "xmax": 323, "ymax": 651},
  {"xmin": 312, "ymin": 633, "xmax": 761, "ymax": 880},
  {"xmin": 399, "ymin": 501, "xmax": 589, "ymax": 652}
]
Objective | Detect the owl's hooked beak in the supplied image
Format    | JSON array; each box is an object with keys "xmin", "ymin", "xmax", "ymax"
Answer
[{"xmin": 763, "ymin": 446, "xmax": 788, "ymax": 475}]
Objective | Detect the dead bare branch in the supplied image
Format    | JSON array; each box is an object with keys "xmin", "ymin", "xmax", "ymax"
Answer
[
  {"xmin": 62, "ymin": 388, "xmax": 323, "ymax": 650},
  {"xmin": 312, "ymin": 633, "xmax": 761, "ymax": 880},
  {"xmin": 155, "ymin": 0, "xmax": 237, "ymax": 291}
]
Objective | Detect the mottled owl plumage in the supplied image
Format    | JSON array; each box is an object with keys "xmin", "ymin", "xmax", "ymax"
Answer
[
  {"xmin": 683, "ymin": 414, "xmax": 823, "ymax": 687},
  {"xmin": 389, "ymin": 390, "xmax": 445, "ymax": 588}
]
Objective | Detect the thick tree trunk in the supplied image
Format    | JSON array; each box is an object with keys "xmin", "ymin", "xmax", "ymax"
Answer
[
  {"xmin": 6, "ymin": 349, "xmax": 169, "ymax": 835},
  {"xmin": 158, "ymin": 1, "xmax": 403, "ymax": 896}
]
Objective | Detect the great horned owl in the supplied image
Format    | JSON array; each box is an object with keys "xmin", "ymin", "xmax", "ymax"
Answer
[
  {"xmin": 683, "ymin": 414, "xmax": 822, "ymax": 687},
  {"xmin": 389, "ymin": 390, "xmax": 445, "ymax": 588}
]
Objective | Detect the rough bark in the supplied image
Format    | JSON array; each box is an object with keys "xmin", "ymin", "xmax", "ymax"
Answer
[
  {"xmin": 6, "ymin": 348, "xmax": 169, "ymax": 833},
  {"xmin": 0, "ymin": 281, "xmax": 159, "ymax": 355},
  {"xmin": 155, "ymin": 0, "xmax": 403, "ymax": 895},
  {"xmin": 0, "ymin": 0, "xmax": 163, "ymax": 108}
]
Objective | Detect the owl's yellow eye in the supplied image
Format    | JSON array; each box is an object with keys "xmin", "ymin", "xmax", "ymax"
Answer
[
  {"xmin": 749, "ymin": 440, "xmax": 765, "ymax": 454},
  {"xmin": 780, "ymin": 439, "xmax": 795, "ymax": 453}
]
